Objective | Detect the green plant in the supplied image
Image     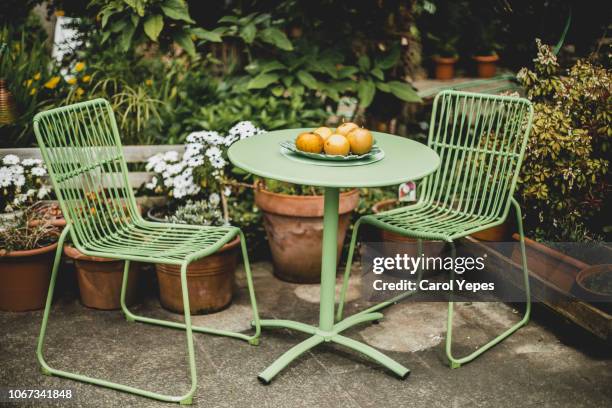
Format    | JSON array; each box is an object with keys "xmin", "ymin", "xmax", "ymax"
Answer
[
  {"xmin": 0, "ymin": 204, "xmax": 58, "ymax": 253},
  {"xmin": 516, "ymin": 39, "xmax": 610, "ymax": 241},
  {"xmin": 0, "ymin": 23, "xmax": 65, "ymax": 147},
  {"xmin": 89, "ymin": 0, "xmax": 206, "ymax": 55},
  {"xmin": 169, "ymin": 199, "xmax": 226, "ymax": 226},
  {"xmin": 0, "ymin": 154, "xmax": 51, "ymax": 212}
]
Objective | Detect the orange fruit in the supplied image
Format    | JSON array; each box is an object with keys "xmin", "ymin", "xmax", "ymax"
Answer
[
  {"xmin": 347, "ymin": 127, "xmax": 373, "ymax": 154},
  {"xmin": 313, "ymin": 126, "xmax": 333, "ymax": 141},
  {"xmin": 324, "ymin": 134, "xmax": 350, "ymax": 156},
  {"xmin": 295, "ymin": 132, "xmax": 324, "ymax": 153},
  {"xmin": 336, "ymin": 122, "xmax": 359, "ymax": 136}
]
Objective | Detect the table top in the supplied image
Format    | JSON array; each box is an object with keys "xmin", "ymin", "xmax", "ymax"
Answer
[{"xmin": 228, "ymin": 128, "xmax": 440, "ymax": 188}]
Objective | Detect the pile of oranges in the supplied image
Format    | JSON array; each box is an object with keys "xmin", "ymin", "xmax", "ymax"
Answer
[{"xmin": 295, "ymin": 122, "xmax": 373, "ymax": 156}]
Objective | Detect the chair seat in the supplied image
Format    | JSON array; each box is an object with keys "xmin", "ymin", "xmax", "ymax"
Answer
[
  {"xmin": 74, "ymin": 221, "xmax": 238, "ymax": 264},
  {"xmin": 364, "ymin": 203, "xmax": 503, "ymax": 242}
]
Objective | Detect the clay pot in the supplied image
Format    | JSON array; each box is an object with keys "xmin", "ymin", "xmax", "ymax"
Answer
[
  {"xmin": 573, "ymin": 264, "xmax": 612, "ymax": 312},
  {"xmin": 471, "ymin": 221, "xmax": 511, "ymax": 242},
  {"xmin": 255, "ymin": 188, "xmax": 360, "ymax": 283},
  {"xmin": 0, "ymin": 242, "xmax": 58, "ymax": 311},
  {"xmin": 64, "ymin": 245, "xmax": 141, "ymax": 310},
  {"xmin": 371, "ymin": 199, "xmax": 445, "ymax": 273},
  {"xmin": 473, "ymin": 54, "xmax": 499, "ymax": 78},
  {"xmin": 156, "ymin": 236, "xmax": 239, "ymax": 314},
  {"xmin": 433, "ymin": 56, "xmax": 459, "ymax": 80}
]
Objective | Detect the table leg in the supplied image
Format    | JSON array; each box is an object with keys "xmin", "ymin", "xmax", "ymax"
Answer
[
  {"xmin": 319, "ymin": 187, "xmax": 339, "ymax": 331},
  {"xmin": 257, "ymin": 186, "xmax": 410, "ymax": 383}
]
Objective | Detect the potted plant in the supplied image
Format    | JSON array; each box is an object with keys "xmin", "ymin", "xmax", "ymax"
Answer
[
  {"xmin": 471, "ymin": 19, "xmax": 502, "ymax": 78},
  {"xmin": 143, "ymin": 122, "xmax": 264, "ymax": 311},
  {"xmin": 0, "ymin": 154, "xmax": 51, "ymax": 216},
  {"xmin": 0, "ymin": 204, "xmax": 59, "ymax": 311},
  {"xmin": 428, "ymin": 33, "xmax": 459, "ymax": 80},
  {"xmin": 154, "ymin": 199, "xmax": 239, "ymax": 314},
  {"xmin": 255, "ymin": 179, "xmax": 360, "ymax": 283}
]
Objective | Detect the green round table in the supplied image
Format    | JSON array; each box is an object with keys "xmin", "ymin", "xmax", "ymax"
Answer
[{"xmin": 228, "ymin": 128, "xmax": 440, "ymax": 383}]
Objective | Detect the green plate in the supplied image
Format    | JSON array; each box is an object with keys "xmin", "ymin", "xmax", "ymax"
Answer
[{"xmin": 279, "ymin": 140, "xmax": 382, "ymax": 161}]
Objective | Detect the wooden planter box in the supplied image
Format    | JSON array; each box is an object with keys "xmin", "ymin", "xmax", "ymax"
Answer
[{"xmin": 461, "ymin": 236, "xmax": 612, "ymax": 342}]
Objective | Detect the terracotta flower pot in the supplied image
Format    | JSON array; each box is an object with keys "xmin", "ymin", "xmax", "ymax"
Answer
[
  {"xmin": 470, "ymin": 219, "xmax": 512, "ymax": 242},
  {"xmin": 473, "ymin": 54, "xmax": 499, "ymax": 78},
  {"xmin": 64, "ymin": 245, "xmax": 141, "ymax": 310},
  {"xmin": 255, "ymin": 187, "xmax": 360, "ymax": 283},
  {"xmin": 433, "ymin": 56, "xmax": 459, "ymax": 80},
  {"xmin": 0, "ymin": 242, "xmax": 58, "ymax": 311},
  {"xmin": 573, "ymin": 264, "xmax": 612, "ymax": 312},
  {"xmin": 371, "ymin": 199, "xmax": 445, "ymax": 275},
  {"xmin": 156, "ymin": 236, "xmax": 239, "ymax": 314}
]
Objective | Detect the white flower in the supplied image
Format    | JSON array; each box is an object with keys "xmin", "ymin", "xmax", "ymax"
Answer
[
  {"xmin": 145, "ymin": 176, "xmax": 158, "ymax": 190},
  {"xmin": 0, "ymin": 167, "xmax": 12, "ymax": 187},
  {"xmin": 205, "ymin": 146, "xmax": 222, "ymax": 158},
  {"xmin": 8, "ymin": 165, "xmax": 23, "ymax": 175},
  {"xmin": 209, "ymin": 193, "xmax": 220, "ymax": 207},
  {"xmin": 166, "ymin": 163, "xmax": 185, "ymax": 176},
  {"xmin": 163, "ymin": 151, "xmax": 180, "ymax": 162},
  {"xmin": 210, "ymin": 156, "xmax": 226, "ymax": 169},
  {"xmin": 223, "ymin": 186, "xmax": 232, "ymax": 196},
  {"xmin": 26, "ymin": 189, "xmax": 37, "ymax": 197},
  {"xmin": 228, "ymin": 121, "xmax": 263, "ymax": 142},
  {"xmin": 13, "ymin": 174, "xmax": 25, "ymax": 187},
  {"xmin": 31, "ymin": 166, "xmax": 47, "ymax": 176},
  {"xmin": 186, "ymin": 156, "xmax": 204, "ymax": 167},
  {"xmin": 37, "ymin": 186, "xmax": 51, "ymax": 199},
  {"xmin": 2, "ymin": 155, "xmax": 20, "ymax": 165},
  {"xmin": 22, "ymin": 158, "xmax": 43, "ymax": 166}
]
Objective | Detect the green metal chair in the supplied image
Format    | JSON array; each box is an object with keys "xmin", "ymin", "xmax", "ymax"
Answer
[
  {"xmin": 33, "ymin": 99, "xmax": 261, "ymax": 405},
  {"xmin": 337, "ymin": 90, "xmax": 534, "ymax": 368}
]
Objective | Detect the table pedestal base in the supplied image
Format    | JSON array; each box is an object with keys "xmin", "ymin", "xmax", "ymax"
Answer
[{"xmin": 256, "ymin": 314, "xmax": 410, "ymax": 384}]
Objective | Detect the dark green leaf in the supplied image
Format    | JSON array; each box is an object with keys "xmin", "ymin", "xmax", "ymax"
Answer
[
  {"xmin": 218, "ymin": 15, "xmax": 238, "ymax": 23},
  {"xmin": 161, "ymin": 0, "xmax": 194, "ymax": 23},
  {"xmin": 377, "ymin": 45, "xmax": 400, "ymax": 69},
  {"xmin": 173, "ymin": 30, "xmax": 195, "ymax": 56},
  {"xmin": 387, "ymin": 81, "xmax": 422, "ymax": 103},
  {"xmin": 247, "ymin": 73, "xmax": 280, "ymax": 89},
  {"xmin": 143, "ymin": 14, "xmax": 163, "ymax": 42},
  {"xmin": 259, "ymin": 27, "xmax": 293, "ymax": 51},
  {"xmin": 358, "ymin": 55, "xmax": 371, "ymax": 71},
  {"xmin": 358, "ymin": 79, "xmax": 376, "ymax": 108},
  {"xmin": 337, "ymin": 66, "xmax": 358, "ymax": 78},
  {"xmin": 190, "ymin": 28, "xmax": 222, "ymax": 42},
  {"xmin": 296, "ymin": 70, "xmax": 318, "ymax": 89},
  {"xmin": 240, "ymin": 23, "xmax": 256, "ymax": 44},
  {"xmin": 371, "ymin": 67, "xmax": 384, "ymax": 81},
  {"xmin": 120, "ymin": 21, "xmax": 137, "ymax": 51}
]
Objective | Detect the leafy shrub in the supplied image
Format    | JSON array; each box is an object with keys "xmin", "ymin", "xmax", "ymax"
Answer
[{"xmin": 516, "ymin": 40, "xmax": 610, "ymax": 241}]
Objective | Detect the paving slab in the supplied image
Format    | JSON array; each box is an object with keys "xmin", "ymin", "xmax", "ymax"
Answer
[{"xmin": 0, "ymin": 261, "xmax": 610, "ymax": 407}]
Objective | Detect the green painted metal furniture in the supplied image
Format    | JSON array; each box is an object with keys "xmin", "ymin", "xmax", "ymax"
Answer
[
  {"xmin": 228, "ymin": 128, "xmax": 439, "ymax": 383},
  {"xmin": 337, "ymin": 90, "xmax": 535, "ymax": 368},
  {"xmin": 33, "ymin": 99, "xmax": 261, "ymax": 405}
]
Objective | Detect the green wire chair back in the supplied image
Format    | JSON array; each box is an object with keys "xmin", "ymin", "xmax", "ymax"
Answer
[
  {"xmin": 33, "ymin": 98, "xmax": 140, "ymax": 247},
  {"xmin": 421, "ymin": 90, "xmax": 534, "ymax": 221}
]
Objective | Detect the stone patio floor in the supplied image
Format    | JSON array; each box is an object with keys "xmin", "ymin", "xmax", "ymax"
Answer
[{"xmin": 1, "ymin": 261, "xmax": 611, "ymax": 407}]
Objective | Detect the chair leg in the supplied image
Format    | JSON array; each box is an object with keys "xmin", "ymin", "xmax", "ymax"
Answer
[
  {"xmin": 120, "ymin": 231, "xmax": 261, "ymax": 344},
  {"xmin": 336, "ymin": 218, "xmax": 363, "ymax": 322},
  {"xmin": 37, "ymin": 227, "xmax": 196, "ymax": 404},
  {"xmin": 446, "ymin": 203, "xmax": 531, "ymax": 368}
]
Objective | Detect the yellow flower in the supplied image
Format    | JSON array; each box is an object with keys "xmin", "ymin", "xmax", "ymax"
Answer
[
  {"xmin": 76, "ymin": 87, "xmax": 85, "ymax": 96},
  {"xmin": 33, "ymin": 72, "xmax": 41, "ymax": 80},
  {"xmin": 25, "ymin": 79, "xmax": 33, "ymax": 87},
  {"xmin": 66, "ymin": 76, "xmax": 77, "ymax": 85},
  {"xmin": 30, "ymin": 87, "xmax": 37, "ymax": 95},
  {"xmin": 44, "ymin": 76, "xmax": 61, "ymax": 89},
  {"xmin": 145, "ymin": 79, "xmax": 153, "ymax": 86},
  {"xmin": 55, "ymin": 10, "xmax": 65, "ymax": 17},
  {"xmin": 82, "ymin": 75, "xmax": 91, "ymax": 83},
  {"xmin": 74, "ymin": 62, "xmax": 85, "ymax": 72}
]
